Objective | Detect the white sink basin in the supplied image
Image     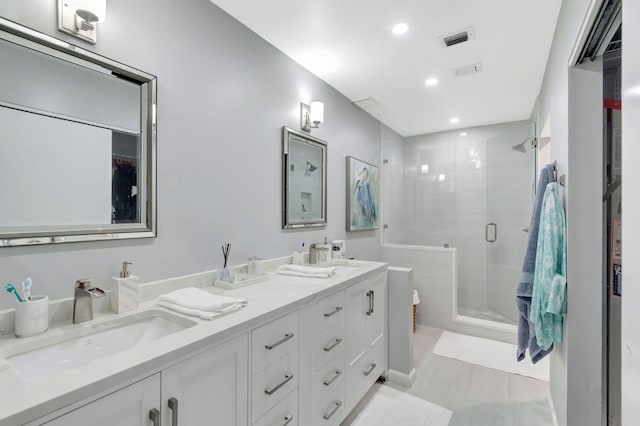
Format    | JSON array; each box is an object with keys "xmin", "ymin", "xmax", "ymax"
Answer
[{"xmin": 5, "ymin": 310, "xmax": 196, "ymax": 381}]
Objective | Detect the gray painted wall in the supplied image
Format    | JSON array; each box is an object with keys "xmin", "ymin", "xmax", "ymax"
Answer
[
  {"xmin": 567, "ymin": 59, "xmax": 604, "ymax": 426},
  {"xmin": 532, "ymin": 0, "xmax": 601, "ymax": 424},
  {"xmin": 621, "ymin": 2, "xmax": 640, "ymax": 422},
  {"xmin": 0, "ymin": 0, "xmax": 387, "ymax": 309}
]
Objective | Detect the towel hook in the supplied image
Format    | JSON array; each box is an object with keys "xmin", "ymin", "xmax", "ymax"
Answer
[{"xmin": 551, "ymin": 161, "xmax": 565, "ymax": 186}]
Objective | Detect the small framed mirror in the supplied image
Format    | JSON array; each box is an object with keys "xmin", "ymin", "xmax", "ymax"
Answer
[{"xmin": 282, "ymin": 127, "xmax": 327, "ymax": 228}]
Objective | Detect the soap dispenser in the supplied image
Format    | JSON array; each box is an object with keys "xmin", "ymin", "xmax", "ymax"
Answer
[
  {"xmin": 318, "ymin": 237, "xmax": 332, "ymax": 263},
  {"xmin": 111, "ymin": 261, "xmax": 139, "ymax": 313}
]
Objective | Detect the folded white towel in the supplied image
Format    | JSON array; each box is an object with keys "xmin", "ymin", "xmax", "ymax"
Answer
[
  {"xmin": 158, "ymin": 287, "xmax": 247, "ymax": 314},
  {"xmin": 277, "ymin": 264, "xmax": 336, "ymax": 279},
  {"xmin": 158, "ymin": 300, "xmax": 244, "ymax": 320}
]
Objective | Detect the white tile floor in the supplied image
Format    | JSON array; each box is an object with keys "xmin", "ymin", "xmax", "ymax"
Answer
[{"xmin": 342, "ymin": 325, "xmax": 554, "ymax": 426}]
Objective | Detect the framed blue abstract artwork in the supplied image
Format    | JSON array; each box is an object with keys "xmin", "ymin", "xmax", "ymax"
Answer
[{"xmin": 346, "ymin": 156, "xmax": 379, "ymax": 231}]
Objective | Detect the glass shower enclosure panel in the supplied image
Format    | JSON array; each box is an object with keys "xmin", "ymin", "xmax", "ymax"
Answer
[{"xmin": 485, "ymin": 123, "xmax": 536, "ymax": 324}]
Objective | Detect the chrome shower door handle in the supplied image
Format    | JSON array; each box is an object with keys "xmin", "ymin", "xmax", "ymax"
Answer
[{"xmin": 485, "ymin": 223, "xmax": 497, "ymax": 242}]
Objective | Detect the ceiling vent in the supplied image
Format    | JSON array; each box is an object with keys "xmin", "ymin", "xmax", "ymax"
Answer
[
  {"xmin": 453, "ymin": 62, "xmax": 483, "ymax": 77},
  {"xmin": 351, "ymin": 97, "xmax": 378, "ymax": 109},
  {"xmin": 439, "ymin": 27, "xmax": 475, "ymax": 48}
]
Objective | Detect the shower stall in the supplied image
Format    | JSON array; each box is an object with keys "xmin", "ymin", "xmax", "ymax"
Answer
[{"xmin": 382, "ymin": 121, "xmax": 536, "ymax": 334}]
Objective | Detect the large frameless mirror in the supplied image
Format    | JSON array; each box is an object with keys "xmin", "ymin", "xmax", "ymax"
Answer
[
  {"xmin": 0, "ymin": 18, "xmax": 157, "ymax": 247},
  {"xmin": 282, "ymin": 126, "xmax": 327, "ymax": 229}
]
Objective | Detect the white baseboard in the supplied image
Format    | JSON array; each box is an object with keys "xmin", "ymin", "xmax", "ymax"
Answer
[{"xmin": 387, "ymin": 367, "xmax": 417, "ymax": 387}]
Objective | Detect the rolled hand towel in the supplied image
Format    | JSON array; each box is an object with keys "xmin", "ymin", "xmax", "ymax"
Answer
[
  {"xmin": 158, "ymin": 287, "xmax": 247, "ymax": 312},
  {"xmin": 277, "ymin": 264, "xmax": 336, "ymax": 279},
  {"xmin": 158, "ymin": 300, "xmax": 244, "ymax": 320}
]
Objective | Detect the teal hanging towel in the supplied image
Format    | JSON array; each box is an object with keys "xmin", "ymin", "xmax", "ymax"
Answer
[{"xmin": 530, "ymin": 182, "xmax": 567, "ymax": 350}]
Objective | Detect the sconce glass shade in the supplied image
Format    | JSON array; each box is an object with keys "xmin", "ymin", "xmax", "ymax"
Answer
[
  {"xmin": 58, "ymin": 0, "xmax": 106, "ymax": 43},
  {"xmin": 309, "ymin": 101, "xmax": 324, "ymax": 125},
  {"xmin": 73, "ymin": 0, "xmax": 106, "ymax": 22}
]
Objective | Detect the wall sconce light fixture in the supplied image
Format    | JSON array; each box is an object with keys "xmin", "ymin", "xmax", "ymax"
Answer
[
  {"xmin": 300, "ymin": 101, "xmax": 324, "ymax": 132},
  {"xmin": 58, "ymin": 0, "xmax": 107, "ymax": 44}
]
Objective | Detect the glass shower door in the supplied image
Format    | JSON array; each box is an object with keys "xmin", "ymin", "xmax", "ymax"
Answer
[{"xmin": 484, "ymin": 123, "xmax": 536, "ymax": 324}]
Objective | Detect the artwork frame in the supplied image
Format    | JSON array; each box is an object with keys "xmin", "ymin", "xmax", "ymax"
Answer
[{"xmin": 346, "ymin": 156, "xmax": 379, "ymax": 232}]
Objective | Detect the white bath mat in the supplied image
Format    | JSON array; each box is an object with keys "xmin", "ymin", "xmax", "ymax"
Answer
[
  {"xmin": 433, "ymin": 331, "xmax": 550, "ymax": 381},
  {"xmin": 349, "ymin": 384, "xmax": 452, "ymax": 426}
]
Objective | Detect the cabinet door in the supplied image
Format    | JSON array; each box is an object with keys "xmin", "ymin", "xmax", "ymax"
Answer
[
  {"xmin": 43, "ymin": 374, "xmax": 160, "ymax": 426},
  {"xmin": 365, "ymin": 272, "xmax": 387, "ymax": 348},
  {"xmin": 162, "ymin": 334, "xmax": 249, "ymax": 426},
  {"xmin": 344, "ymin": 280, "xmax": 367, "ymax": 367}
]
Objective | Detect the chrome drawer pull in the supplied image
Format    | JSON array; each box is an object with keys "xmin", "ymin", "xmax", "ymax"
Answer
[
  {"xmin": 363, "ymin": 362, "xmax": 377, "ymax": 376},
  {"xmin": 323, "ymin": 401, "xmax": 342, "ymax": 420},
  {"xmin": 323, "ymin": 369, "xmax": 343, "ymax": 386},
  {"xmin": 265, "ymin": 333, "xmax": 294, "ymax": 350},
  {"xmin": 168, "ymin": 397, "xmax": 178, "ymax": 426},
  {"xmin": 323, "ymin": 306, "xmax": 343, "ymax": 317},
  {"xmin": 265, "ymin": 373, "xmax": 294, "ymax": 395},
  {"xmin": 149, "ymin": 408, "xmax": 160, "ymax": 426},
  {"xmin": 282, "ymin": 414, "xmax": 293, "ymax": 426},
  {"xmin": 323, "ymin": 337, "xmax": 343, "ymax": 352}
]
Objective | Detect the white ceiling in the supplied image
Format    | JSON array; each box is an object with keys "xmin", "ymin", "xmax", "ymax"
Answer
[{"xmin": 211, "ymin": 0, "xmax": 562, "ymax": 137}]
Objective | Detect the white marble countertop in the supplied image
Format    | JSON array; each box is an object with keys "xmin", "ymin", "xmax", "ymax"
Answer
[{"xmin": 0, "ymin": 258, "xmax": 387, "ymax": 425}]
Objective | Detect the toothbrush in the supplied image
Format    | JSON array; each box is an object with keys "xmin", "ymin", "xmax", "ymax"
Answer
[
  {"xmin": 5, "ymin": 283, "xmax": 25, "ymax": 303},
  {"xmin": 299, "ymin": 242, "xmax": 305, "ymax": 253},
  {"xmin": 22, "ymin": 277, "xmax": 32, "ymax": 301}
]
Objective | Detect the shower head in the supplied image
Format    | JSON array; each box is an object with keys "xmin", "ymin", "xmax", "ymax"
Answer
[{"xmin": 511, "ymin": 137, "xmax": 535, "ymax": 153}]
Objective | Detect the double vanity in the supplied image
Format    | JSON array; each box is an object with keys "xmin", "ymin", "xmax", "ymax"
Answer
[{"xmin": 0, "ymin": 259, "xmax": 388, "ymax": 426}]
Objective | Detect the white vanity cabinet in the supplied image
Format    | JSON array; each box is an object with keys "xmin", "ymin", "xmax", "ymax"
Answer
[
  {"xmin": 300, "ymin": 270, "xmax": 388, "ymax": 425},
  {"xmin": 310, "ymin": 290, "xmax": 346, "ymax": 425},
  {"xmin": 37, "ymin": 334, "xmax": 249, "ymax": 426},
  {"xmin": 161, "ymin": 333, "xmax": 249, "ymax": 426},
  {"xmin": 14, "ymin": 263, "xmax": 389, "ymax": 426},
  {"xmin": 42, "ymin": 374, "xmax": 161, "ymax": 426},
  {"xmin": 344, "ymin": 271, "xmax": 387, "ymax": 409},
  {"xmin": 250, "ymin": 310, "xmax": 300, "ymax": 426}
]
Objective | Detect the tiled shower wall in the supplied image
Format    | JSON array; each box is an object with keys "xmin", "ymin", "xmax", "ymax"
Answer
[{"xmin": 383, "ymin": 120, "xmax": 533, "ymax": 322}]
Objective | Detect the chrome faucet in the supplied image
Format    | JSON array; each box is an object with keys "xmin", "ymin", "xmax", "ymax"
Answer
[
  {"xmin": 73, "ymin": 278, "xmax": 105, "ymax": 324},
  {"xmin": 309, "ymin": 241, "xmax": 331, "ymax": 264}
]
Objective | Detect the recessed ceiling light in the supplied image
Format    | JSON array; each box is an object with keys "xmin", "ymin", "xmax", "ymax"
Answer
[
  {"xmin": 450, "ymin": 117, "xmax": 460, "ymax": 124},
  {"xmin": 425, "ymin": 78, "xmax": 439, "ymax": 86},
  {"xmin": 392, "ymin": 23, "xmax": 409, "ymax": 35},
  {"xmin": 459, "ymin": 132, "xmax": 468, "ymax": 136}
]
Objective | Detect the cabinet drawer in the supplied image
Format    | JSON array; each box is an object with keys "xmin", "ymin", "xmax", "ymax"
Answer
[
  {"xmin": 316, "ymin": 322, "xmax": 345, "ymax": 370},
  {"xmin": 345, "ymin": 339, "xmax": 385, "ymax": 407},
  {"xmin": 314, "ymin": 350, "xmax": 345, "ymax": 398},
  {"xmin": 311, "ymin": 351, "xmax": 345, "ymax": 426},
  {"xmin": 252, "ymin": 310, "xmax": 299, "ymax": 374},
  {"xmin": 315, "ymin": 290, "xmax": 345, "ymax": 333},
  {"xmin": 252, "ymin": 350, "xmax": 299, "ymax": 422},
  {"xmin": 253, "ymin": 388, "xmax": 298, "ymax": 426}
]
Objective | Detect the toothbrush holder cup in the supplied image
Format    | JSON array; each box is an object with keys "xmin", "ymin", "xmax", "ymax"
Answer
[
  {"xmin": 292, "ymin": 251, "xmax": 305, "ymax": 265},
  {"xmin": 15, "ymin": 295, "xmax": 49, "ymax": 338}
]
